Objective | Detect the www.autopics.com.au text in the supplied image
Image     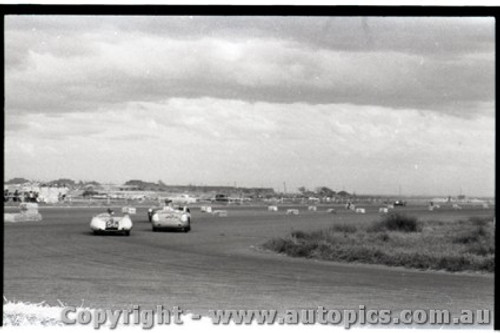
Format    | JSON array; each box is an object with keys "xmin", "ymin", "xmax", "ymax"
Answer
[{"xmin": 61, "ymin": 305, "xmax": 491, "ymax": 329}]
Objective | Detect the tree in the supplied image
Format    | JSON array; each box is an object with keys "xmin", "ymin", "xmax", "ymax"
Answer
[
  {"xmin": 48, "ymin": 178, "xmax": 76, "ymax": 186},
  {"xmin": 5, "ymin": 177, "xmax": 30, "ymax": 184},
  {"xmin": 316, "ymin": 186, "xmax": 336, "ymax": 197},
  {"xmin": 124, "ymin": 179, "xmax": 160, "ymax": 191},
  {"xmin": 82, "ymin": 190, "xmax": 99, "ymax": 197},
  {"xmin": 157, "ymin": 180, "xmax": 167, "ymax": 190}
]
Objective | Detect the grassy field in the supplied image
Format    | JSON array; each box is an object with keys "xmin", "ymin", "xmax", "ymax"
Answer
[{"xmin": 262, "ymin": 213, "xmax": 495, "ymax": 272}]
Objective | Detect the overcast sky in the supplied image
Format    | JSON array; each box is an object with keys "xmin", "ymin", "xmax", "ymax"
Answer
[{"xmin": 4, "ymin": 16, "xmax": 495, "ymax": 196}]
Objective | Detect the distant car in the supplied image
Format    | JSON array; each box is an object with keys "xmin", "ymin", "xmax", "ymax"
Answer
[
  {"xmin": 393, "ymin": 200, "xmax": 407, "ymax": 207},
  {"xmin": 213, "ymin": 194, "xmax": 229, "ymax": 203},
  {"xmin": 151, "ymin": 206, "xmax": 191, "ymax": 232},
  {"xmin": 90, "ymin": 209, "xmax": 133, "ymax": 236}
]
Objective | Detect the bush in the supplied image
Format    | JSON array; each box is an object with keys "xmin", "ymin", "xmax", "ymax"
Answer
[
  {"xmin": 262, "ymin": 214, "xmax": 494, "ymax": 273},
  {"xmin": 469, "ymin": 216, "xmax": 491, "ymax": 227},
  {"xmin": 263, "ymin": 237, "xmax": 319, "ymax": 258},
  {"xmin": 82, "ymin": 190, "xmax": 98, "ymax": 197},
  {"xmin": 368, "ymin": 213, "xmax": 421, "ymax": 232},
  {"xmin": 291, "ymin": 230, "xmax": 310, "ymax": 240},
  {"xmin": 453, "ymin": 231, "xmax": 482, "ymax": 244},
  {"xmin": 262, "ymin": 238, "xmax": 290, "ymax": 253},
  {"xmin": 377, "ymin": 232, "xmax": 390, "ymax": 242},
  {"xmin": 452, "ymin": 223, "xmax": 490, "ymax": 245},
  {"xmin": 467, "ymin": 242, "xmax": 494, "ymax": 256},
  {"xmin": 330, "ymin": 224, "xmax": 357, "ymax": 233}
]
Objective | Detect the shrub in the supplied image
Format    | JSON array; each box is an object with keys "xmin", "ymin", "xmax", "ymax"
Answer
[
  {"xmin": 263, "ymin": 237, "xmax": 320, "ymax": 258},
  {"xmin": 82, "ymin": 190, "xmax": 98, "ymax": 197},
  {"xmin": 467, "ymin": 242, "xmax": 494, "ymax": 256},
  {"xmin": 452, "ymin": 224, "xmax": 489, "ymax": 245},
  {"xmin": 469, "ymin": 216, "xmax": 491, "ymax": 227},
  {"xmin": 262, "ymin": 214, "xmax": 494, "ymax": 272},
  {"xmin": 330, "ymin": 224, "xmax": 357, "ymax": 234},
  {"xmin": 287, "ymin": 242, "xmax": 318, "ymax": 258},
  {"xmin": 377, "ymin": 232, "xmax": 390, "ymax": 242},
  {"xmin": 453, "ymin": 232, "xmax": 479, "ymax": 244},
  {"xmin": 438, "ymin": 256, "xmax": 469, "ymax": 272},
  {"xmin": 291, "ymin": 230, "xmax": 310, "ymax": 240},
  {"xmin": 262, "ymin": 238, "xmax": 290, "ymax": 253},
  {"xmin": 368, "ymin": 213, "xmax": 421, "ymax": 233}
]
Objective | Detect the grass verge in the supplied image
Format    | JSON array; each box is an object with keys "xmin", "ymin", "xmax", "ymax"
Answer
[
  {"xmin": 2, "ymin": 298, "xmax": 66, "ymax": 326},
  {"xmin": 262, "ymin": 213, "xmax": 494, "ymax": 272}
]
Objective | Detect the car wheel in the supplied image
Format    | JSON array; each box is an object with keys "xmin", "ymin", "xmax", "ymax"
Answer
[
  {"xmin": 124, "ymin": 230, "xmax": 130, "ymax": 236},
  {"xmin": 184, "ymin": 226, "xmax": 191, "ymax": 233},
  {"xmin": 152, "ymin": 226, "xmax": 158, "ymax": 232},
  {"xmin": 93, "ymin": 230, "xmax": 99, "ymax": 235}
]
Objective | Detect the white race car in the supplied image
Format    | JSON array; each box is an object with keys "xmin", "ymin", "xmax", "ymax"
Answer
[
  {"xmin": 151, "ymin": 206, "xmax": 191, "ymax": 232},
  {"xmin": 90, "ymin": 208, "xmax": 133, "ymax": 236}
]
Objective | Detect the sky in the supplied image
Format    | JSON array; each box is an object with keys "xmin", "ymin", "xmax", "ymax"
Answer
[{"xmin": 4, "ymin": 15, "xmax": 495, "ymax": 196}]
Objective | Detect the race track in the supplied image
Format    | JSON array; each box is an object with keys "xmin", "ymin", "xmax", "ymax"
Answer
[{"xmin": 4, "ymin": 205, "xmax": 494, "ymax": 317}]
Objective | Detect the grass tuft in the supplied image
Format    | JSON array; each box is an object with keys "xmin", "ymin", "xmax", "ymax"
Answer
[
  {"xmin": 262, "ymin": 215, "xmax": 494, "ymax": 273},
  {"xmin": 368, "ymin": 213, "xmax": 422, "ymax": 233},
  {"xmin": 330, "ymin": 224, "xmax": 357, "ymax": 233}
]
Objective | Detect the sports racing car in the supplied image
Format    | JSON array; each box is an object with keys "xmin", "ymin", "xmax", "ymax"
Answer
[
  {"xmin": 90, "ymin": 208, "xmax": 133, "ymax": 236},
  {"xmin": 151, "ymin": 206, "xmax": 191, "ymax": 232}
]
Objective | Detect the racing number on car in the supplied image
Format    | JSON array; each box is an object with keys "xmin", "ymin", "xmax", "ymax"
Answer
[{"xmin": 106, "ymin": 218, "xmax": 118, "ymax": 229}]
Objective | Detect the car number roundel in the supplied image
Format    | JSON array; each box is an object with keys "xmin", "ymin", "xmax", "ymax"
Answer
[{"xmin": 106, "ymin": 219, "xmax": 118, "ymax": 228}]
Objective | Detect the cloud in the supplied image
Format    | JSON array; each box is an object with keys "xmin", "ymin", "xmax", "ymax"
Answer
[
  {"xmin": 5, "ymin": 97, "xmax": 495, "ymax": 195},
  {"xmin": 4, "ymin": 16, "xmax": 495, "ymax": 196},
  {"xmin": 5, "ymin": 16, "xmax": 494, "ymax": 118},
  {"xmin": 10, "ymin": 16, "xmax": 491, "ymax": 55}
]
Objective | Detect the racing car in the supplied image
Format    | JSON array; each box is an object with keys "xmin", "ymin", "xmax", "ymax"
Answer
[
  {"xmin": 151, "ymin": 206, "xmax": 191, "ymax": 232},
  {"xmin": 393, "ymin": 200, "xmax": 407, "ymax": 207},
  {"xmin": 90, "ymin": 208, "xmax": 133, "ymax": 236}
]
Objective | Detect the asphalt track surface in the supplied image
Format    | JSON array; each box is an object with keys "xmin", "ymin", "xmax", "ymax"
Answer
[{"xmin": 4, "ymin": 205, "xmax": 494, "ymax": 317}]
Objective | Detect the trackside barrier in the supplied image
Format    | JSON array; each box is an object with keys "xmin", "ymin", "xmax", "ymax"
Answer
[
  {"xmin": 121, "ymin": 207, "xmax": 136, "ymax": 214},
  {"xmin": 355, "ymin": 208, "xmax": 366, "ymax": 214},
  {"xmin": 286, "ymin": 209, "xmax": 299, "ymax": 215},
  {"xmin": 201, "ymin": 206, "xmax": 212, "ymax": 213},
  {"xmin": 308, "ymin": 206, "xmax": 317, "ymax": 211},
  {"xmin": 19, "ymin": 203, "xmax": 39, "ymax": 211},
  {"xmin": 5, "ymin": 203, "xmax": 42, "ymax": 222},
  {"xmin": 212, "ymin": 210, "xmax": 228, "ymax": 217}
]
